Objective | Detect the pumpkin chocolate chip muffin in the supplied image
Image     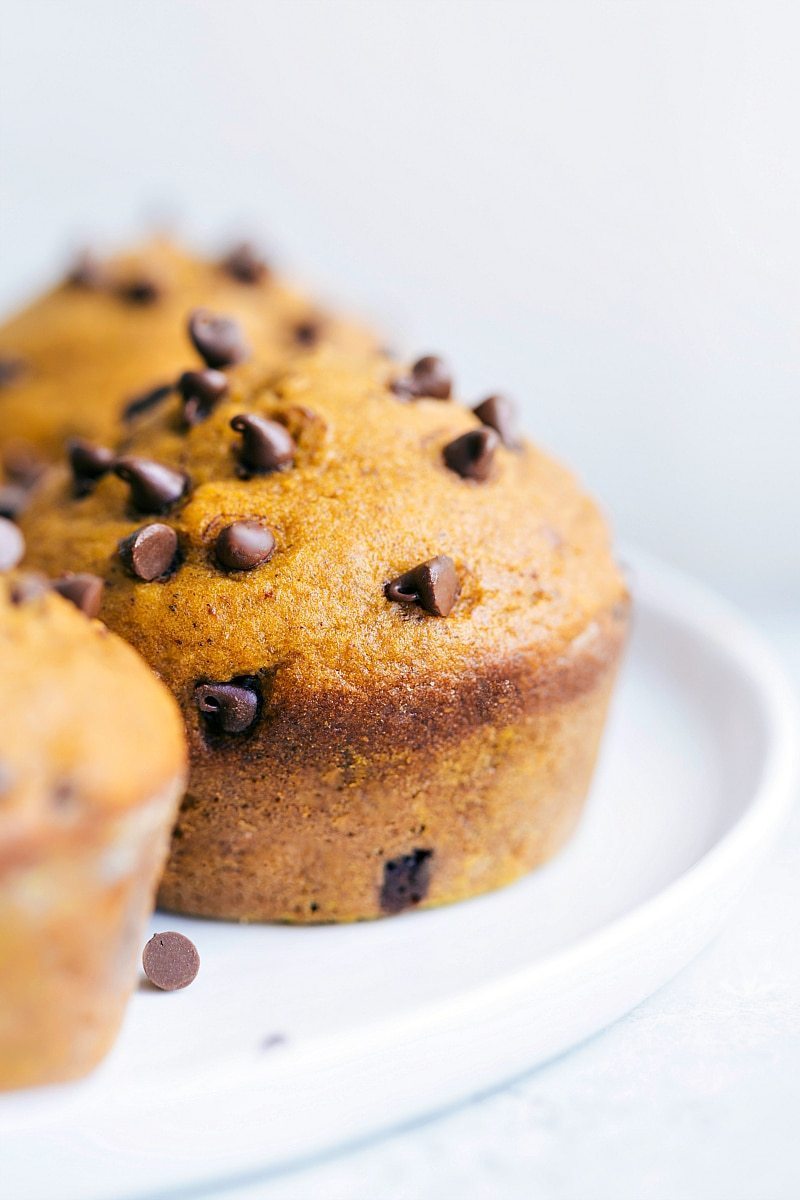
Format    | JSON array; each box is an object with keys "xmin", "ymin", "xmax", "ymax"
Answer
[
  {"xmin": 0, "ymin": 236, "xmax": 378, "ymax": 482},
  {"xmin": 0, "ymin": 569, "xmax": 186, "ymax": 1089},
  {"xmin": 21, "ymin": 326, "xmax": 629, "ymax": 923}
]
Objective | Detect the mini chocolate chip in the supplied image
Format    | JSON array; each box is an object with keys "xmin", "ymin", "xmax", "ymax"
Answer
[
  {"xmin": 178, "ymin": 368, "xmax": 229, "ymax": 426},
  {"xmin": 442, "ymin": 428, "xmax": 499, "ymax": 481},
  {"xmin": 188, "ymin": 309, "xmax": 250, "ymax": 369},
  {"xmin": 9, "ymin": 572, "xmax": 48, "ymax": 605},
  {"xmin": 142, "ymin": 932, "xmax": 200, "ymax": 991},
  {"xmin": 114, "ymin": 457, "xmax": 189, "ymax": 514},
  {"xmin": 66, "ymin": 251, "xmax": 105, "ymax": 290},
  {"xmin": 293, "ymin": 318, "xmax": 321, "ymax": 347},
  {"xmin": 380, "ymin": 849, "xmax": 433, "ymax": 914},
  {"xmin": 473, "ymin": 394, "xmax": 518, "ymax": 448},
  {"xmin": 0, "ymin": 357, "xmax": 26, "ymax": 387},
  {"xmin": 392, "ymin": 355, "xmax": 452, "ymax": 401},
  {"xmin": 194, "ymin": 679, "xmax": 260, "ymax": 734},
  {"xmin": 122, "ymin": 382, "xmax": 174, "ymax": 422},
  {"xmin": 67, "ymin": 437, "xmax": 115, "ymax": 496},
  {"xmin": 384, "ymin": 555, "xmax": 460, "ymax": 617},
  {"xmin": 51, "ymin": 573, "xmax": 105, "ymax": 618},
  {"xmin": 221, "ymin": 242, "xmax": 269, "ymax": 285},
  {"xmin": 0, "ymin": 517, "xmax": 25, "ymax": 570},
  {"xmin": 0, "ymin": 484, "xmax": 28, "ymax": 520},
  {"xmin": 119, "ymin": 523, "xmax": 179, "ymax": 581},
  {"xmin": 215, "ymin": 521, "xmax": 276, "ymax": 571},
  {"xmin": 230, "ymin": 413, "xmax": 296, "ymax": 473},
  {"xmin": 116, "ymin": 275, "xmax": 162, "ymax": 305}
]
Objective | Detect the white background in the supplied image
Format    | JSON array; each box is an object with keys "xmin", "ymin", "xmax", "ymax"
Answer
[{"xmin": 0, "ymin": 0, "xmax": 798, "ymax": 609}]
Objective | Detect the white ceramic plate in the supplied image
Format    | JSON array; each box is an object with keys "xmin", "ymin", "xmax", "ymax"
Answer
[{"xmin": 2, "ymin": 551, "xmax": 798, "ymax": 1200}]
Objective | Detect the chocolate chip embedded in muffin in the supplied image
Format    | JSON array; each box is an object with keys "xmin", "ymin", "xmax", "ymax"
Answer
[
  {"xmin": 122, "ymin": 382, "xmax": 174, "ymax": 423},
  {"xmin": 194, "ymin": 678, "xmax": 261, "ymax": 735},
  {"xmin": 292, "ymin": 318, "xmax": 322, "ymax": 348},
  {"xmin": 392, "ymin": 355, "xmax": 452, "ymax": 401},
  {"xmin": 178, "ymin": 368, "xmax": 229, "ymax": 427},
  {"xmin": 118, "ymin": 523, "xmax": 179, "ymax": 582},
  {"xmin": 0, "ymin": 357, "xmax": 27, "ymax": 388},
  {"xmin": 142, "ymin": 932, "xmax": 200, "ymax": 991},
  {"xmin": 65, "ymin": 250, "xmax": 106, "ymax": 290},
  {"xmin": 214, "ymin": 521, "xmax": 276, "ymax": 572},
  {"xmin": 221, "ymin": 242, "xmax": 269, "ymax": 285},
  {"xmin": 115, "ymin": 274, "xmax": 163, "ymax": 306},
  {"xmin": 385, "ymin": 555, "xmax": 460, "ymax": 617},
  {"xmin": 380, "ymin": 849, "xmax": 433, "ymax": 914},
  {"xmin": 0, "ymin": 516, "xmax": 25, "ymax": 571},
  {"xmin": 473, "ymin": 395, "xmax": 518, "ymax": 449},
  {"xmin": 188, "ymin": 309, "xmax": 250, "ymax": 370},
  {"xmin": 114, "ymin": 457, "xmax": 189, "ymax": 514},
  {"xmin": 230, "ymin": 414, "xmax": 296, "ymax": 473},
  {"xmin": 51, "ymin": 573, "xmax": 105, "ymax": 618},
  {"xmin": 443, "ymin": 428, "xmax": 499, "ymax": 481},
  {"xmin": 67, "ymin": 438, "xmax": 115, "ymax": 496}
]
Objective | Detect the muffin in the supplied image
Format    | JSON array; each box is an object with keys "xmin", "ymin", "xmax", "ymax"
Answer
[
  {"xmin": 0, "ymin": 236, "xmax": 378, "ymax": 480},
  {"xmin": 0, "ymin": 571, "xmax": 186, "ymax": 1089},
  {"xmin": 21, "ymin": 339, "xmax": 629, "ymax": 923}
]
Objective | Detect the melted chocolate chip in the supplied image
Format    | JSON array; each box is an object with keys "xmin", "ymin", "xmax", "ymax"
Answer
[
  {"xmin": 178, "ymin": 368, "xmax": 229, "ymax": 427},
  {"xmin": 122, "ymin": 382, "xmax": 174, "ymax": 423},
  {"xmin": 66, "ymin": 251, "xmax": 105, "ymax": 290},
  {"xmin": 442, "ymin": 428, "xmax": 499, "ymax": 481},
  {"xmin": 51, "ymin": 573, "xmax": 105, "ymax": 618},
  {"xmin": 67, "ymin": 437, "xmax": 115, "ymax": 496},
  {"xmin": 230, "ymin": 414, "xmax": 296, "ymax": 473},
  {"xmin": 221, "ymin": 242, "xmax": 269, "ymax": 285},
  {"xmin": 0, "ymin": 483, "xmax": 28, "ymax": 521},
  {"xmin": 114, "ymin": 457, "xmax": 189, "ymax": 514},
  {"xmin": 380, "ymin": 849, "xmax": 433, "ymax": 914},
  {"xmin": 384, "ymin": 555, "xmax": 460, "ymax": 617},
  {"xmin": 215, "ymin": 521, "xmax": 276, "ymax": 571},
  {"xmin": 116, "ymin": 275, "xmax": 162, "ymax": 305},
  {"xmin": 0, "ymin": 517, "xmax": 25, "ymax": 571},
  {"xmin": 142, "ymin": 932, "xmax": 200, "ymax": 991},
  {"xmin": 194, "ymin": 678, "xmax": 261, "ymax": 735},
  {"xmin": 0, "ymin": 357, "xmax": 26, "ymax": 387},
  {"xmin": 118, "ymin": 523, "xmax": 179, "ymax": 581},
  {"xmin": 392, "ymin": 355, "xmax": 452, "ymax": 401},
  {"xmin": 472, "ymin": 394, "xmax": 518, "ymax": 448},
  {"xmin": 188, "ymin": 309, "xmax": 250, "ymax": 369}
]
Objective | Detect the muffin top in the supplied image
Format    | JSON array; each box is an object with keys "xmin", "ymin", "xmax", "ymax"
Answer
[
  {"xmin": 0, "ymin": 237, "xmax": 377, "ymax": 471},
  {"xmin": 0, "ymin": 572, "xmax": 186, "ymax": 856},
  {"xmin": 20, "ymin": 342, "xmax": 627, "ymax": 744}
]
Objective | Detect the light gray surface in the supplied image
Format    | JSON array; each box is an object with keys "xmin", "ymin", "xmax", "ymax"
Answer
[{"xmin": 203, "ymin": 616, "xmax": 800, "ymax": 1200}]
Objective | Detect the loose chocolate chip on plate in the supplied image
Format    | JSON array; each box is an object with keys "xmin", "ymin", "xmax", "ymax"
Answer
[
  {"xmin": 0, "ymin": 517, "xmax": 25, "ymax": 571},
  {"xmin": 114, "ymin": 457, "xmax": 189, "ymax": 514},
  {"xmin": 67, "ymin": 437, "xmax": 115, "ymax": 495},
  {"xmin": 119, "ymin": 523, "xmax": 179, "ymax": 581},
  {"xmin": 194, "ymin": 679, "xmax": 261, "ymax": 734},
  {"xmin": 442, "ymin": 428, "xmax": 499, "ymax": 481},
  {"xmin": 380, "ymin": 849, "xmax": 433, "ymax": 914},
  {"xmin": 215, "ymin": 520, "xmax": 276, "ymax": 571},
  {"xmin": 142, "ymin": 932, "xmax": 200, "ymax": 992},
  {"xmin": 391, "ymin": 355, "xmax": 452, "ymax": 401},
  {"xmin": 0, "ymin": 484, "xmax": 28, "ymax": 521},
  {"xmin": 472, "ymin": 394, "xmax": 518, "ymax": 448},
  {"xmin": 0, "ymin": 357, "xmax": 26, "ymax": 387},
  {"xmin": 116, "ymin": 275, "xmax": 162, "ymax": 305},
  {"xmin": 178, "ymin": 368, "xmax": 229, "ymax": 427},
  {"xmin": 230, "ymin": 413, "xmax": 296, "ymax": 473},
  {"xmin": 51, "ymin": 573, "xmax": 105, "ymax": 618},
  {"xmin": 188, "ymin": 309, "xmax": 250, "ymax": 370},
  {"xmin": 221, "ymin": 242, "xmax": 269, "ymax": 285},
  {"xmin": 384, "ymin": 554, "xmax": 460, "ymax": 617},
  {"xmin": 122, "ymin": 382, "xmax": 174, "ymax": 423}
]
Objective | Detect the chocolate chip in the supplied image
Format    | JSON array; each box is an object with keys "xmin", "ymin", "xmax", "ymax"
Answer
[
  {"xmin": 392, "ymin": 355, "xmax": 452, "ymax": 400},
  {"xmin": 188, "ymin": 309, "xmax": 250, "ymax": 369},
  {"xmin": 0, "ymin": 484, "xmax": 28, "ymax": 521},
  {"xmin": 221, "ymin": 242, "xmax": 269, "ymax": 285},
  {"xmin": 116, "ymin": 275, "xmax": 162, "ymax": 305},
  {"xmin": 122, "ymin": 382, "xmax": 174, "ymax": 423},
  {"xmin": 215, "ymin": 521, "xmax": 276, "ymax": 571},
  {"xmin": 67, "ymin": 437, "xmax": 115, "ymax": 496},
  {"xmin": 293, "ymin": 318, "xmax": 321, "ymax": 347},
  {"xmin": 230, "ymin": 414, "xmax": 296, "ymax": 473},
  {"xmin": 0, "ymin": 357, "xmax": 26, "ymax": 387},
  {"xmin": 380, "ymin": 849, "xmax": 433, "ymax": 914},
  {"xmin": 384, "ymin": 555, "xmax": 460, "ymax": 617},
  {"xmin": 119, "ymin": 523, "xmax": 179, "ymax": 581},
  {"xmin": 66, "ymin": 250, "xmax": 105, "ymax": 290},
  {"xmin": 0, "ymin": 517, "xmax": 24, "ymax": 570},
  {"xmin": 114, "ymin": 457, "xmax": 189, "ymax": 514},
  {"xmin": 51, "ymin": 573, "xmax": 104, "ymax": 618},
  {"xmin": 442, "ymin": 428, "xmax": 499, "ymax": 481},
  {"xmin": 472, "ymin": 394, "xmax": 518, "ymax": 448},
  {"xmin": 178, "ymin": 368, "xmax": 229, "ymax": 427},
  {"xmin": 142, "ymin": 932, "xmax": 200, "ymax": 991},
  {"xmin": 194, "ymin": 679, "xmax": 261, "ymax": 734}
]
